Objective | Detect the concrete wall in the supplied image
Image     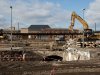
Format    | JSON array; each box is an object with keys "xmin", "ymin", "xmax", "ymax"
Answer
[{"xmin": 34, "ymin": 50, "xmax": 90, "ymax": 61}]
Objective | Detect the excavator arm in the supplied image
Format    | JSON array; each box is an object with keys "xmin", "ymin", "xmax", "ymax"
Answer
[{"xmin": 68, "ymin": 12, "xmax": 89, "ymax": 30}]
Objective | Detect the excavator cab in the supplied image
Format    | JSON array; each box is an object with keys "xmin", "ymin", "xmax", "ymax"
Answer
[{"xmin": 84, "ymin": 29, "xmax": 93, "ymax": 37}]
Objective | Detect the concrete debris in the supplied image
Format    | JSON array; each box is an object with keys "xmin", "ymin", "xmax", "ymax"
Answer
[{"xmin": 63, "ymin": 47, "xmax": 90, "ymax": 61}]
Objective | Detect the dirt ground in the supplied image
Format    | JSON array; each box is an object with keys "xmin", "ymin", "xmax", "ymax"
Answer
[
  {"xmin": 0, "ymin": 48, "xmax": 100, "ymax": 75},
  {"xmin": 0, "ymin": 61, "xmax": 100, "ymax": 75}
]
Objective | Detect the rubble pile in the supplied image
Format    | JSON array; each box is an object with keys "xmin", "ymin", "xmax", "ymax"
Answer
[
  {"xmin": 63, "ymin": 48, "xmax": 90, "ymax": 61},
  {"xmin": 63, "ymin": 39, "xmax": 90, "ymax": 61}
]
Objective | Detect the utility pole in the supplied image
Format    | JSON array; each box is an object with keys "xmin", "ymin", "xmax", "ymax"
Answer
[
  {"xmin": 82, "ymin": 8, "xmax": 85, "ymax": 48},
  {"xmin": 10, "ymin": 6, "xmax": 13, "ymax": 50},
  {"xmin": 95, "ymin": 23, "xmax": 96, "ymax": 31},
  {"xmin": 18, "ymin": 22, "xmax": 19, "ymax": 32},
  {"xmin": 17, "ymin": 22, "xmax": 19, "ymax": 47}
]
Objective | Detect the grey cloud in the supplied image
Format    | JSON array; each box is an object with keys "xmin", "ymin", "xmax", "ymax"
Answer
[
  {"xmin": 86, "ymin": 0, "xmax": 100, "ymax": 30},
  {"xmin": 0, "ymin": 0, "xmax": 71, "ymax": 28}
]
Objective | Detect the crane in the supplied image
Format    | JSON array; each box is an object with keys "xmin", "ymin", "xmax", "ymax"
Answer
[{"xmin": 68, "ymin": 11, "xmax": 89, "ymax": 30}]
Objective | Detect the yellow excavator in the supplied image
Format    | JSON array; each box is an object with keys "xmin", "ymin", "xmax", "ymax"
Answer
[
  {"xmin": 68, "ymin": 11, "xmax": 100, "ymax": 41},
  {"xmin": 68, "ymin": 11, "xmax": 89, "ymax": 30}
]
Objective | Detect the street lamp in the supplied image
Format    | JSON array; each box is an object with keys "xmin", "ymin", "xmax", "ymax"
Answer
[
  {"xmin": 82, "ymin": 8, "xmax": 85, "ymax": 48},
  {"xmin": 10, "ymin": 6, "xmax": 12, "ymax": 50},
  {"xmin": 82, "ymin": 9, "xmax": 85, "ymax": 19}
]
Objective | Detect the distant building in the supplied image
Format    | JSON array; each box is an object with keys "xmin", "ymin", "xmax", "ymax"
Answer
[
  {"xmin": 41, "ymin": 28, "xmax": 79, "ymax": 33},
  {"xmin": 28, "ymin": 25, "xmax": 50, "ymax": 33},
  {"xmin": 41, "ymin": 28, "xmax": 80, "ymax": 40},
  {"xmin": 9, "ymin": 27, "xmax": 15, "ymax": 31},
  {"xmin": 20, "ymin": 25, "xmax": 81, "ymax": 40},
  {"xmin": 20, "ymin": 25, "xmax": 51, "ymax": 33},
  {"xmin": 3, "ymin": 26, "xmax": 18, "ymax": 33},
  {"xmin": 21, "ymin": 28, "xmax": 28, "ymax": 33},
  {"xmin": 20, "ymin": 25, "xmax": 51, "ymax": 40},
  {"xmin": 28, "ymin": 25, "xmax": 51, "ymax": 40}
]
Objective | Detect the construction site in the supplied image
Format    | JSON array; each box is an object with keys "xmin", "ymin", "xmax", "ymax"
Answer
[{"xmin": 0, "ymin": 9, "xmax": 100, "ymax": 75}]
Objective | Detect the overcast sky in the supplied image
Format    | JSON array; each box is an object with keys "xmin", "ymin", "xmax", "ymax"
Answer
[{"xmin": 0, "ymin": 0, "xmax": 99, "ymax": 30}]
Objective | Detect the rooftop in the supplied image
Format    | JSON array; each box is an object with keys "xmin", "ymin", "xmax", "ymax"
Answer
[{"xmin": 28, "ymin": 25, "xmax": 51, "ymax": 31}]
